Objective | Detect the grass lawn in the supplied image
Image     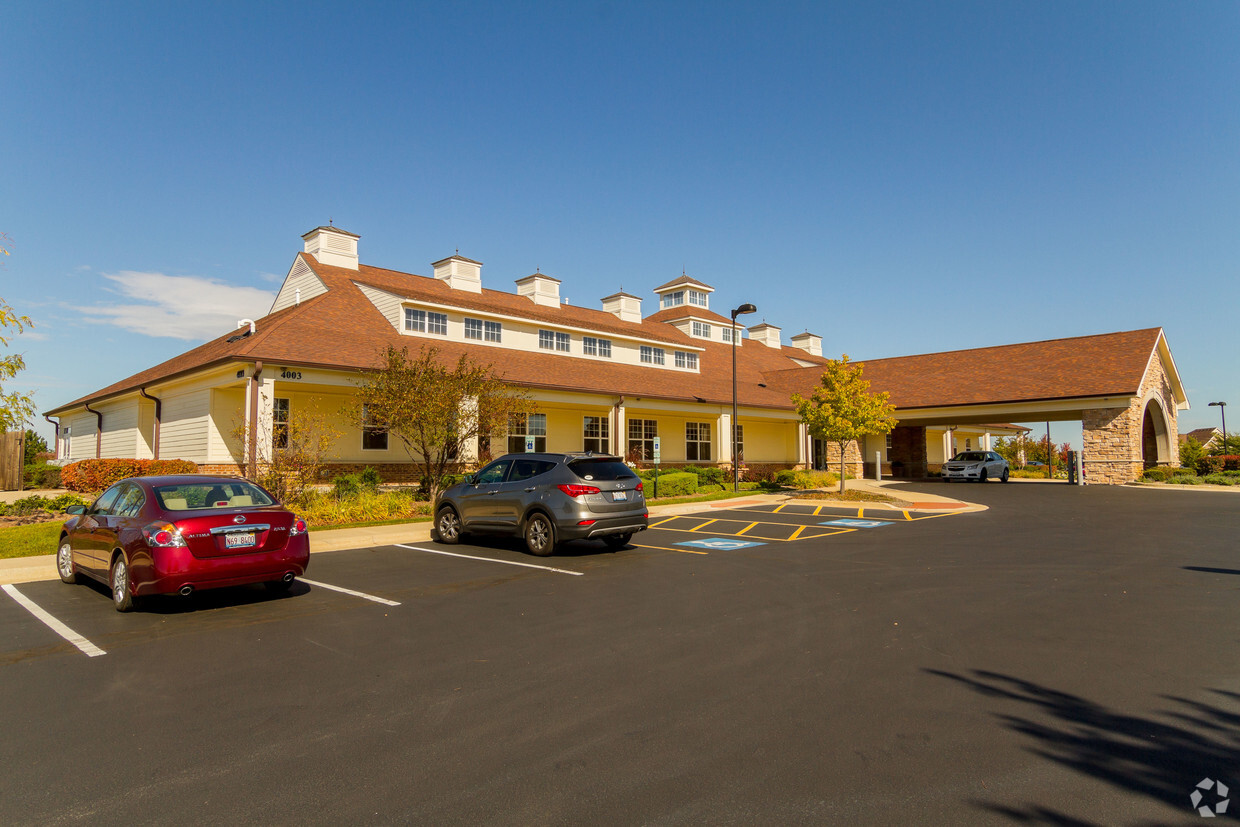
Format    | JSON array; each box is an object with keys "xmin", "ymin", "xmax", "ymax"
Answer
[{"xmin": 0, "ymin": 523, "xmax": 61, "ymax": 560}]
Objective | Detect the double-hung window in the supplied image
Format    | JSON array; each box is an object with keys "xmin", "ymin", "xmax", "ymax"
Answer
[
  {"xmin": 627, "ymin": 418, "xmax": 657, "ymax": 461},
  {"xmin": 640, "ymin": 346, "xmax": 665, "ymax": 365},
  {"xmin": 465, "ymin": 318, "xmax": 483, "ymax": 340},
  {"xmin": 484, "ymin": 321, "xmax": 502, "ymax": 342},
  {"xmin": 583, "ymin": 416, "xmax": 610, "ymax": 453},
  {"xmin": 272, "ymin": 398, "xmax": 290, "ymax": 449},
  {"xmin": 405, "ymin": 308, "xmax": 448, "ymax": 335},
  {"xmin": 692, "ymin": 321, "xmax": 711, "ymax": 338},
  {"xmin": 721, "ymin": 326, "xmax": 733, "ymax": 343},
  {"xmin": 361, "ymin": 403, "xmax": 389, "ymax": 451},
  {"xmin": 539, "ymin": 330, "xmax": 570, "ymax": 352},
  {"xmin": 507, "ymin": 413, "xmax": 547, "ymax": 453},
  {"xmin": 674, "ymin": 351, "xmax": 698, "ymax": 370},
  {"xmin": 661, "ymin": 291, "xmax": 684, "ymax": 309},
  {"xmin": 688, "ymin": 289, "xmax": 708, "ymax": 308},
  {"xmin": 733, "ymin": 424, "xmax": 744, "ymax": 462},
  {"xmin": 686, "ymin": 421, "xmax": 711, "ymax": 461},
  {"xmin": 583, "ymin": 337, "xmax": 611, "ymax": 358}
]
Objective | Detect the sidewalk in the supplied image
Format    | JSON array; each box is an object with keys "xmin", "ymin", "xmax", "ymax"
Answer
[{"xmin": 0, "ymin": 485, "xmax": 976, "ymax": 586}]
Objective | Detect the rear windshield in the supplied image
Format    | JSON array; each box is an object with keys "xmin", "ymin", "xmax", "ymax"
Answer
[
  {"xmin": 567, "ymin": 459, "xmax": 638, "ymax": 481},
  {"xmin": 952, "ymin": 452, "xmax": 988, "ymax": 462},
  {"xmin": 154, "ymin": 481, "xmax": 277, "ymax": 511}
]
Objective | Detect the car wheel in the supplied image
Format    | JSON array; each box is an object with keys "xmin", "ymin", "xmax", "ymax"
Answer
[
  {"xmin": 978, "ymin": 469, "xmax": 988, "ymax": 483},
  {"xmin": 603, "ymin": 533, "xmax": 633, "ymax": 551},
  {"xmin": 435, "ymin": 506, "xmax": 463, "ymax": 545},
  {"xmin": 524, "ymin": 513, "xmax": 556, "ymax": 557},
  {"xmin": 1001, "ymin": 468, "xmax": 1010, "ymax": 483},
  {"xmin": 111, "ymin": 555, "xmax": 135, "ymax": 613},
  {"xmin": 56, "ymin": 541, "xmax": 78, "ymax": 584}
]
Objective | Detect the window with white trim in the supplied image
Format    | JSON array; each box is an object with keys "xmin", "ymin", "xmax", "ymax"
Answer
[
  {"xmin": 688, "ymin": 289, "xmax": 708, "ymax": 307},
  {"xmin": 640, "ymin": 345, "xmax": 665, "ymax": 365},
  {"xmin": 404, "ymin": 308, "xmax": 447, "ymax": 335},
  {"xmin": 465, "ymin": 318, "xmax": 483, "ymax": 340},
  {"xmin": 692, "ymin": 321, "xmax": 711, "ymax": 338},
  {"xmin": 361, "ymin": 404, "xmax": 388, "ymax": 451},
  {"xmin": 721, "ymin": 326, "xmax": 733, "ymax": 343},
  {"xmin": 583, "ymin": 337, "xmax": 611, "ymax": 358},
  {"xmin": 484, "ymin": 320, "xmax": 502, "ymax": 342},
  {"xmin": 272, "ymin": 398, "xmax": 290, "ymax": 449},
  {"xmin": 686, "ymin": 421, "xmax": 711, "ymax": 461},
  {"xmin": 734, "ymin": 424, "xmax": 744, "ymax": 463},
  {"xmin": 627, "ymin": 418, "xmax": 657, "ymax": 461},
  {"xmin": 583, "ymin": 416, "xmax": 610, "ymax": 453},
  {"xmin": 539, "ymin": 330, "xmax": 570, "ymax": 352},
  {"xmin": 661, "ymin": 291, "xmax": 685, "ymax": 309},
  {"xmin": 507, "ymin": 413, "xmax": 547, "ymax": 453},
  {"xmin": 674, "ymin": 351, "xmax": 698, "ymax": 369}
]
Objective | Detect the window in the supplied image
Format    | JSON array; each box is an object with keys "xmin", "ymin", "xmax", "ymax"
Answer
[
  {"xmin": 114, "ymin": 484, "xmax": 146, "ymax": 518},
  {"xmin": 886, "ymin": 431, "xmax": 893, "ymax": 459},
  {"xmin": 965, "ymin": 438, "xmax": 972, "ymax": 451},
  {"xmin": 428, "ymin": 312, "xmax": 447, "ymax": 335},
  {"xmin": 692, "ymin": 321, "xmax": 711, "ymax": 338},
  {"xmin": 689, "ymin": 289, "xmax": 708, "ymax": 307},
  {"xmin": 273, "ymin": 397, "xmax": 290, "ymax": 449},
  {"xmin": 584, "ymin": 416, "xmax": 610, "ymax": 453},
  {"xmin": 674, "ymin": 351, "xmax": 698, "ymax": 370},
  {"xmin": 404, "ymin": 308, "xmax": 448, "ymax": 335},
  {"xmin": 661, "ymin": 291, "xmax": 685, "ymax": 309},
  {"xmin": 507, "ymin": 413, "xmax": 547, "ymax": 453},
  {"xmin": 733, "ymin": 424, "xmax": 744, "ymax": 463},
  {"xmin": 721, "ymin": 326, "xmax": 733, "ymax": 343},
  {"xmin": 484, "ymin": 320, "xmax": 502, "ymax": 342},
  {"xmin": 509, "ymin": 459, "xmax": 556, "ymax": 482},
  {"xmin": 465, "ymin": 318, "xmax": 483, "ymax": 340},
  {"xmin": 539, "ymin": 330, "xmax": 571, "ymax": 352},
  {"xmin": 627, "ymin": 418, "xmax": 657, "ymax": 461},
  {"xmin": 640, "ymin": 346, "xmax": 665, "ymax": 365},
  {"xmin": 475, "ymin": 459, "xmax": 512, "ymax": 485},
  {"xmin": 686, "ymin": 421, "xmax": 711, "ymax": 461},
  {"xmin": 361, "ymin": 404, "xmax": 388, "ymax": 451},
  {"xmin": 583, "ymin": 337, "xmax": 611, "ymax": 358},
  {"xmin": 89, "ymin": 485, "xmax": 124, "ymax": 516}
]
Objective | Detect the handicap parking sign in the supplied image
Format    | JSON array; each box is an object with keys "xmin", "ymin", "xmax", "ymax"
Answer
[
  {"xmin": 820, "ymin": 519, "xmax": 893, "ymax": 528},
  {"xmin": 677, "ymin": 538, "xmax": 765, "ymax": 551}
]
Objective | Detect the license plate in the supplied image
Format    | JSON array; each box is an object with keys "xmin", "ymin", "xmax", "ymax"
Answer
[
  {"xmin": 612, "ymin": 490, "xmax": 628, "ymax": 501},
  {"xmin": 225, "ymin": 532, "xmax": 256, "ymax": 549}
]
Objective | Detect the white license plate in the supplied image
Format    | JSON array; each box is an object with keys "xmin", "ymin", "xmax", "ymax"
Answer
[
  {"xmin": 612, "ymin": 491, "xmax": 628, "ymax": 501},
  {"xmin": 225, "ymin": 532, "xmax": 256, "ymax": 549}
]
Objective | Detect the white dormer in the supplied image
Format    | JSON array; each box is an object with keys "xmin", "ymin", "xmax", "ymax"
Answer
[
  {"xmin": 302, "ymin": 225, "xmax": 359, "ymax": 270},
  {"xmin": 790, "ymin": 331, "xmax": 822, "ymax": 357},
  {"xmin": 748, "ymin": 322, "xmax": 782, "ymax": 349},
  {"xmin": 652, "ymin": 275, "xmax": 714, "ymax": 311},
  {"xmin": 601, "ymin": 291, "xmax": 643, "ymax": 323},
  {"xmin": 432, "ymin": 254, "xmax": 483, "ymax": 293},
  {"xmin": 515, "ymin": 272, "xmax": 561, "ymax": 307}
]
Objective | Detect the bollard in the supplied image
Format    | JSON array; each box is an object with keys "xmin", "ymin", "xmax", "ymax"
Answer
[{"xmin": 875, "ymin": 451, "xmax": 882, "ymax": 482}]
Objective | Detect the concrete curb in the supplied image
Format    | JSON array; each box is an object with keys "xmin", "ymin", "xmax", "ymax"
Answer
[{"xmin": 0, "ymin": 488, "xmax": 979, "ymax": 586}]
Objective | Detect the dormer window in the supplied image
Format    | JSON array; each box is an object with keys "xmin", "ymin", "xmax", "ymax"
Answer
[
  {"xmin": 721, "ymin": 327, "xmax": 733, "ymax": 343},
  {"xmin": 583, "ymin": 337, "xmax": 612, "ymax": 358},
  {"xmin": 692, "ymin": 321, "xmax": 712, "ymax": 339},
  {"xmin": 405, "ymin": 308, "xmax": 447, "ymax": 335},
  {"xmin": 688, "ymin": 290, "xmax": 708, "ymax": 308},
  {"xmin": 674, "ymin": 351, "xmax": 698, "ymax": 370},
  {"xmin": 661, "ymin": 291, "xmax": 685, "ymax": 309}
]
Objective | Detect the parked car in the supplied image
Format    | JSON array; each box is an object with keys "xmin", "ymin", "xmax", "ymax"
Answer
[
  {"xmin": 942, "ymin": 451, "xmax": 1010, "ymax": 483},
  {"xmin": 56, "ymin": 475, "xmax": 310, "ymax": 612},
  {"xmin": 433, "ymin": 452, "xmax": 648, "ymax": 556}
]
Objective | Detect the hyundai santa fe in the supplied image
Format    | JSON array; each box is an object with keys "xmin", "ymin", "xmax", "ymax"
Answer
[{"xmin": 432, "ymin": 453, "xmax": 648, "ymax": 555}]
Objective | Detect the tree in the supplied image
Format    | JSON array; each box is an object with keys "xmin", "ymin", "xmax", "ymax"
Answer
[
  {"xmin": 23, "ymin": 431, "xmax": 50, "ymax": 466},
  {"xmin": 1208, "ymin": 433, "xmax": 1240, "ymax": 456},
  {"xmin": 1180, "ymin": 436, "xmax": 1206, "ymax": 470},
  {"xmin": 792, "ymin": 355, "xmax": 897, "ymax": 493},
  {"xmin": 351, "ymin": 345, "xmax": 535, "ymax": 501},
  {"xmin": 0, "ymin": 296, "xmax": 36, "ymax": 432}
]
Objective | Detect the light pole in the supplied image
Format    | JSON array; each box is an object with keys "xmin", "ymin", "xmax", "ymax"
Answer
[
  {"xmin": 731, "ymin": 303, "xmax": 757, "ymax": 492},
  {"xmin": 1209, "ymin": 401, "xmax": 1228, "ymax": 454}
]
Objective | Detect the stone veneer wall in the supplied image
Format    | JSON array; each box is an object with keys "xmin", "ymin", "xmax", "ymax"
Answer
[
  {"xmin": 821, "ymin": 439, "xmax": 865, "ymax": 479},
  {"xmin": 1082, "ymin": 350, "xmax": 1178, "ymax": 485}
]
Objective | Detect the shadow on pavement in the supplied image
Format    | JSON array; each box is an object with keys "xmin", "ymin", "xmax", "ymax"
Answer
[
  {"xmin": 925, "ymin": 668, "xmax": 1240, "ymax": 824},
  {"xmin": 1183, "ymin": 566, "xmax": 1240, "ymax": 576}
]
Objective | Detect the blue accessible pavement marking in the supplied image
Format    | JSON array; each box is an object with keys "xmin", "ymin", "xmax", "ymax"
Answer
[
  {"xmin": 819, "ymin": 519, "xmax": 894, "ymax": 528},
  {"xmin": 677, "ymin": 538, "xmax": 767, "ymax": 551}
]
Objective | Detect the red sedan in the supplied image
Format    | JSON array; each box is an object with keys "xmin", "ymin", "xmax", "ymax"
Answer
[{"xmin": 57, "ymin": 475, "xmax": 310, "ymax": 612}]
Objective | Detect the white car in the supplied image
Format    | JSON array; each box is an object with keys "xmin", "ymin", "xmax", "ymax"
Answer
[{"xmin": 942, "ymin": 451, "xmax": 1009, "ymax": 483}]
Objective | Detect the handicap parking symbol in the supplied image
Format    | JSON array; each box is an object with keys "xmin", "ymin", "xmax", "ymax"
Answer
[
  {"xmin": 677, "ymin": 538, "xmax": 766, "ymax": 550},
  {"xmin": 819, "ymin": 519, "xmax": 893, "ymax": 528}
]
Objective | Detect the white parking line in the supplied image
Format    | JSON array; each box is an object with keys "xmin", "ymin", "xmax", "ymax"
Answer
[
  {"xmin": 1, "ymin": 584, "xmax": 106, "ymax": 658},
  {"xmin": 297, "ymin": 578, "xmax": 401, "ymax": 607},
  {"xmin": 396, "ymin": 545, "xmax": 585, "ymax": 576}
]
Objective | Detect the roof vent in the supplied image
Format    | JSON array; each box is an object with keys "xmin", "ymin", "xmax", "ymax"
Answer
[
  {"xmin": 515, "ymin": 272, "xmax": 561, "ymax": 307},
  {"xmin": 301, "ymin": 225, "xmax": 359, "ymax": 270},
  {"xmin": 748, "ymin": 322, "xmax": 783, "ymax": 349},
  {"xmin": 790, "ymin": 331, "xmax": 822, "ymax": 357},
  {"xmin": 432, "ymin": 255, "xmax": 483, "ymax": 293},
  {"xmin": 601, "ymin": 291, "xmax": 642, "ymax": 323}
]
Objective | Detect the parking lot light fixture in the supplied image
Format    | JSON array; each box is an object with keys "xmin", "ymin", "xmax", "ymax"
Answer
[
  {"xmin": 1209, "ymin": 401, "xmax": 1227, "ymax": 454},
  {"xmin": 731, "ymin": 303, "xmax": 757, "ymax": 492}
]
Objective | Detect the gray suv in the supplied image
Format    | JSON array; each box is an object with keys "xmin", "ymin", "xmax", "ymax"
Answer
[{"xmin": 432, "ymin": 453, "xmax": 648, "ymax": 556}]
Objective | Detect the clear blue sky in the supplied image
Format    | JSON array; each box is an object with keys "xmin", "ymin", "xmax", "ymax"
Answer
[{"xmin": 2, "ymin": 1, "xmax": 1237, "ymax": 448}]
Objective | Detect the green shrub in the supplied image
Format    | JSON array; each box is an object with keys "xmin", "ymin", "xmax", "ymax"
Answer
[
  {"xmin": 1197, "ymin": 456, "xmax": 1225, "ymax": 476},
  {"xmin": 682, "ymin": 465, "xmax": 726, "ymax": 486},
  {"xmin": 651, "ymin": 471, "xmax": 697, "ymax": 498},
  {"xmin": 697, "ymin": 483, "xmax": 725, "ymax": 494},
  {"xmin": 333, "ymin": 474, "xmax": 361, "ymax": 499},
  {"xmin": 1172, "ymin": 467, "xmax": 1198, "ymax": 477},
  {"xmin": 773, "ymin": 469, "xmax": 799, "ymax": 487},
  {"xmin": 1168, "ymin": 475, "xmax": 1205, "ymax": 485},
  {"xmin": 1203, "ymin": 473, "xmax": 1238, "ymax": 486},
  {"xmin": 1142, "ymin": 467, "xmax": 1169, "ymax": 482},
  {"xmin": 357, "ymin": 466, "xmax": 382, "ymax": 490},
  {"xmin": 23, "ymin": 462, "xmax": 62, "ymax": 489}
]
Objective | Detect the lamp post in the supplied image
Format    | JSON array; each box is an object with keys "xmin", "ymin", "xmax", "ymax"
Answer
[
  {"xmin": 1209, "ymin": 401, "xmax": 1228, "ymax": 454},
  {"xmin": 731, "ymin": 303, "xmax": 757, "ymax": 492}
]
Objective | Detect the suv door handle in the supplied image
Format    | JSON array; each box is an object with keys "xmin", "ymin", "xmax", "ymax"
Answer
[
  {"xmin": 524, "ymin": 486, "xmax": 536, "ymax": 492},
  {"xmin": 488, "ymin": 490, "xmax": 499, "ymax": 495}
]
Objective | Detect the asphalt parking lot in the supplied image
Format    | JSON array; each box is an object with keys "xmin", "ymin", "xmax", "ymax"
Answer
[{"xmin": 2, "ymin": 482, "xmax": 1238, "ymax": 824}]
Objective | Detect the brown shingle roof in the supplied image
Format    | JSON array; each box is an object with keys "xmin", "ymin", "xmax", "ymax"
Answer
[
  {"xmin": 653, "ymin": 274, "xmax": 713, "ymax": 292},
  {"xmin": 764, "ymin": 328, "xmax": 1165, "ymax": 409},
  {"xmin": 643, "ymin": 306, "xmax": 734, "ymax": 326}
]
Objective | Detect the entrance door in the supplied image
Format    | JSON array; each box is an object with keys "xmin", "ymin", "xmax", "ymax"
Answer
[{"xmin": 812, "ymin": 439, "xmax": 828, "ymax": 471}]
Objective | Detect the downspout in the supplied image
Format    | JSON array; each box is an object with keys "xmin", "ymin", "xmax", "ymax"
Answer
[
  {"xmin": 83, "ymin": 402, "xmax": 103, "ymax": 458},
  {"xmin": 248, "ymin": 362, "xmax": 264, "ymax": 473},
  {"xmin": 139, "ymin": 388, "xmax": 162, "ymax": 460},
  {"xmin": 43, "ymin": 415, "xmax": 59, "ymax": 460}
]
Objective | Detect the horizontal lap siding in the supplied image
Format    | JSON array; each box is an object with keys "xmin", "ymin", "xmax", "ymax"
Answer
[
  {"xmin": 160, "ymin": 390, "xmax": 211, "ymax": 463},
  {"xmin": 98, "ymin": 401, "xmax": 139, "ymax": 458}
]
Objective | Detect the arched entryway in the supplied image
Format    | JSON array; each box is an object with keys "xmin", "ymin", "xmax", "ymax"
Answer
[{"xmin": 1141, "ymin": 396, "xmax": 1171, "ymax": 468}]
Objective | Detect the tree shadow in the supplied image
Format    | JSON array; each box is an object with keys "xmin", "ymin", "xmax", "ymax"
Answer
[
  {"xmin": 925, "ymin": 669, "xmax": 1240, "ymax": 823},
  {"xmin": 1183, "ymin": 566, "xmax": 1240, "ymax": 576}
]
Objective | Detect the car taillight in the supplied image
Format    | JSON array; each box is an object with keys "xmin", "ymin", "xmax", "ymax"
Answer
[
  {"xmin": 635, "ymin": 481, "xmax": 643, "ymax": 492},
  {"xmin": 290, "ymin": 517, "xmax": 308, "ymax": 536},
  {"xmin": 557, "ymin": 484, "xmax": 601, "ymax": 498},
  {"xmin": 142, "ymin": 521, "xmax": 186, "ymax": 548}
]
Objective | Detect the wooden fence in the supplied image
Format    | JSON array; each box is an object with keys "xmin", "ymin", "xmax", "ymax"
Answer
[{"xmin": 0, "ymin": 430, "xmax": 23, "ymax": 491}]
